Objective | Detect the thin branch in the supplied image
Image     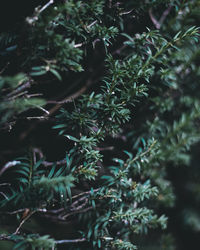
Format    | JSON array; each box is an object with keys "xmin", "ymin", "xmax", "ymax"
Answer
[
  {"xmin": 1, "ymin": 208, "xmax": 28, "ymax": 215},
  {"xmin": 70, "ymin": 188, "xmax": 100, "ymax": 200},
  {"xmin": 0, "ymin": 192, "xmax": 8, "ymax": 200},
  {"xmin": 149, "ymin": 5, "xmax": 172, "ymax": 29},
  {"xmin": 0, "ymin": 208, "xmax": 47, "ymax": 215},
  {"xmin": 33, "ymin": 149, "xmax": 37, "ymax": 165},
  {"xmin": 42, "ymin": 159, "xmax": 66, "ymax": 167},
  {"xmin": 0, "ymin": 183, "xmax": 11, "ymax": 186},
  {"xmin": 26, "ymin": 0, "xmax": 54, "ymax": 25},
  {"xmin": 34, "ymin": 105, "xmax": 49, "ymax": 115},
  {"xmin": 25, "ymin": 93, "xmax": 43, "ymax": 98},
  {"xmin": 47, "ymin": 79, "xmax": 93, "ymax": 116},
  {"xmin": 39, "ymin": 0, "xmax": 54, "ymax": 14},
  {"xmin": 159, "ymin": 5, "xmax": 173, "ymax": 26},
  {"xmin": 0, "ymin": 234, "xmax": 86, "ymax": 244},
  {"xmin": 120, "ymin": 9, "xmax": 134, "ymax": 16},
  {"xmin": 61, "ymin": 205, "xmax": 96, "ymax": 219},
  {"xmin": 0, "ymin": 62, "xmax": 10, "ymax": 75},
  {"xmin": 74, "ymin": 43, "xmax": 83, "ymax": 48},
  {"xmin": 48, "ymin": 81, "xmax": 92, "ymax": 104},
  {"xmin": 0, "ymin": 235, "xmax": 14, "ymax": 241},
  {"xmin": 128, "ymin": 140, "xmax": 157, "ymax": 166},
  {"xmin": 56, "ymin": 238, "xmax": 86, "ymax": 244},
  {"xmin": 92, "ymin": 38, "xmax": 101, "ymax": 48},
  {"xmin": 87, "ymin": 20, "xmax": 98, "ymax": 29},
  {"xmin": 95, "ymin": 146, "xmax": 114, "ymax": 151},
  {"xmin": 7, "ymin": 91, "xmax": 28, "ymax": 100},
  {"xmin": 14, "ymin": 211, "xmax": 35, "ymax": 234},
  {"xmin": 0, "ymin": 161, "xmax": 21, "ymax": 177},
  {"xmin": 7, "ymin": 81, "xmax": 32, "ymax": 98},
  {"xmin": 26, "ymin": 116, "xmax": 48, "ymax": 120},
  {"xmin": 33, "ymin": 148, "xmax": 44, "ymax": 158},
  {"xmin": 47, "ymin": 188, "xmax": 100, "ymax": 214},
  {"xmin": 0, "ymin": 234, "xmax": 86, "ymax": 245},
  {"xmin": 71, "ymin": 197, "xmax": 88, "ymax": 211},
  {"xmin": 149, "ymin": 8, "xmax": 161, "ymax": 29}
]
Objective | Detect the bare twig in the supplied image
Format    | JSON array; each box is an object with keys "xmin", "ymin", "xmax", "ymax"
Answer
[
  {"xmin": 92, "ymin": 38, "xmax": 101, "ymax": 48},
  {"xmin": 120, "ymin": 9, "xmax": 134, "ymax": 16},
  {"xmin": 159, "ymin": 5, "xmax": 173, "ymax": 26},
  {"xmin": 42, "ymin": 159, "xmax": 66, "ymax": 167},
  {"xmin": 61, "ymin": 205, "xmax": 96, "ymax": 219},
  {"xmin": 149, "ymin": 5, "xmax": 172, "ymax": 29},
  {"xmin": 0, "ymin": 183, "xmax": 11, "ymax": 186},
  {"xmin": 87, "ymin": 20, "xmax": 98, "ymax": 29},
  {"xmin": 33, "ymin": 149, "xmax": 37, "ymax": 165},
  {"xmin": 34, "ymin": 105, "xmax": 49, "ymax": 115},
  {"xmin": 0, "ymin": 62, "xmax": 10, "ymax": 75},
  {"xmin": 7, "ymin": 91, "xmax": 28, "ymax": 100},
  {"xmin": 70, "ymin": 188, "xmax": 100, "ymax": 200},
  {"xmin": 0, "ymin": 208, "xmax": 47, "ymax": 215},
  {"xmin": 47, "ymin": 79, "xmax": 93, "ymax": 116},
  {"xmin": 149, "ymin": 8, "xmax": 161, "ymax": 29},
  {"xmin": 48, "ymin": 80, "xmax": 92, "ymax": 105},
  {"xmin": 26, "ymin": 0, "xmax": 54, "ymax": 24},
  {"xmin": 33, "ymin": 148, "xmax": 44, "ymax": 158},
  {"xmin": 56, "ymin": 238, "xmax": 86, "ymax": 244},
  {"xmin": 0, "ymin": 235, "xmax": 13, "ymax": 241},
  {"xmin": 45, "ymin": 188, "xmax": 100, "ymax": 215},
  {"xmin": 71, "ymin": 196, "xmax": 88, "ymax": 211},
  {"xmin": 0, "ymin": 234, "xmax": 86, "ymax": 244},
  {"xmin": 14, "ymin": 211, "xmax": 35, "ymax": 234},
  {"xmin": 26, "ymin": 116, "xmax": 48, "ymax": 120},
  {"xmin": 74, "ymin": 43, "xmax": 83, "ymax": 48},
  {"xmin": 0, "ymin": 192, "xmax": 8, "ymax": 200},
  {"xmin": 25, "ymin": 93, "xmax": 43, "ymax": 98},
  {"xmin": 46, "ymin": 207, "xmax": 64, "ymax": 214},
  {"xmin": 39, "ymin": 0, "xmax": 54, "ymax": 14},
  {"xmin": 1, "ymin": 208, "xmax": 28, "ymax": 215},
  {"xmin": 127, "ymin": 139, "xmax": 157, "ymax": 166},
  {"xmin": 95, "ymin": 146, "xmax": 114, "ymax": 151},
  {"xmin": 0, "ymin": 161, "xmax": 21, "ymax": 177},
  {"xmin": 7, "ymin": 81, "xmax": 32, "ymax": 98}
]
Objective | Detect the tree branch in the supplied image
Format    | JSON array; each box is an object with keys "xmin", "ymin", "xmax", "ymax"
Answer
[
  {"xmin": 149, "ymin": 5, "xmax": 172, "ymax": 29},
  {"xmin": 6, "ymin": 81, "xmax": 32, "ymax": 98},
  {"xmin": 39, "ymin": 0, "xmax": 54, "ymax": 14},
  {"xmin": 56, "ymin": 238, "xmax": 86, "ymax": 244},
  {"xmin": 0, "ymin": 234, "xmax": 86, "ymax": 244},
  {"xmin": 0, "ymin": 192, "xmax": 8, "ymax": 200},
  {"xmin": 0, "ymin": 161, "xmax": 21, "ymax": 177},
  {"xmin": 61, "ymin": 205, "xmax": 97, "ymax": 220},
  {"xmin": 26, "ymin": 0, "xmax": 54, "ymax": 25},
  {"xmin": 47, "ymin": 79, "xmax": 93, "ymax": 115},
  {"xmin": 159, "ymin": 5, "xmax": 173, "ymax": 26},
  {"xmin": 14, "ymin": 211, "xmax": 35, "ymax": 234},
  {"xmin": 149, "ymin": 8, "xmax": 161, "ymax": 29}
]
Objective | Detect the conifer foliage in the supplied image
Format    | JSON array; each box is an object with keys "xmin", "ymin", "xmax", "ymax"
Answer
[{"xmin": 0, "ymin": 0, "xmax": 200, "ymax": 249}]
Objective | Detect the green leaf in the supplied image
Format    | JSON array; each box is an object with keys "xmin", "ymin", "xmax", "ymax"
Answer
[
  {"xmin": 30, "ymin": 70, "xmax": 46, "ymax": 76},
  {"xmin": 64, "ymin": 135, "xmax": 79, "ymax": 142},
  {"xmin": 49, "ymin": 68, "xmax": 62, "ymax": 81}
]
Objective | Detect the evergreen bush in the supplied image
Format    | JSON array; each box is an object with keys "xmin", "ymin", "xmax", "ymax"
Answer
[{"xmin": 0, "ymin": 1, "xmax": 200, "ymax": 249}]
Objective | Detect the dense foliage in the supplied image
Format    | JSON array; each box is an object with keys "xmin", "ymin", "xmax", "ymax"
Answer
[{"xmin": 0, "ymin": 0, "xmax": 200, "ymax": 249}]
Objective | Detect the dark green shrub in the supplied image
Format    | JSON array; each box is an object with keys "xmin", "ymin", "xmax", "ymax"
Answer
[{"xmin": 0, "ymin": 1, "xmax": 200, "ymax": 249}]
